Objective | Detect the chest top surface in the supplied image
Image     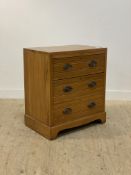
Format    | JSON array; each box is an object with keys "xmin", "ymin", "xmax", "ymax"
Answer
[{"xmin": 25, "ymin": 45, "xmax": 105, "ymax": 53}]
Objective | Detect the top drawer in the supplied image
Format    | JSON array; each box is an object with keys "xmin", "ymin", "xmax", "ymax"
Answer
[{"xmin": 53, "ymin": 53, "xmax": 106, "ymax": 80}]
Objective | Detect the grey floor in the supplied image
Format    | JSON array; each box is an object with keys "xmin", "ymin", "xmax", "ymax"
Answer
[{"xmin": 0, "ymin": 100, "xmax": 131, "ymax": 175}]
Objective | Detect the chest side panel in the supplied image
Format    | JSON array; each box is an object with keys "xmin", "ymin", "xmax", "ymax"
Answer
[{"xmin": 24, "ymin": 50, "xmax": 51, "ymax": 125}]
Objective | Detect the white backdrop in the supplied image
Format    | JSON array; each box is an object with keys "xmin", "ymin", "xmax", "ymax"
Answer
[{"xmin": 0, "ymin": 0, "xmax": 131, "ymax": 99}]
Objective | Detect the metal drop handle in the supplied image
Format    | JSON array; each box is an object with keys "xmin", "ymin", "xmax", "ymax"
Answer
[
  {"xmin": 63, "ymin": 63, "xmax": 72, "ymax": 70},
  {"xmin": 88, "ymin": 81, "xmax": 97, "ymax": 88},
  {"xmin": 88, "ymin": 102, "xmax": 96, "ymax": 108},
  {"xmin": 88, "ymin": 60, "xmax": 97, "ymax": 68},
  {"xmin": 63, "ymin": 86, "xmax": 73, "ymax": 92},
  {"xmin": 63, "ymin": 108, "xmax": 72, "ymax": 115}
]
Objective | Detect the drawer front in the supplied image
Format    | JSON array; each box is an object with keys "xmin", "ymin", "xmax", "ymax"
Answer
[
  {"xmin": 53, "ymin": 73, "xmax": 105, "ymax": 103},
  {"xmin": 53, "ymin": 96, "xmax": 104, "ymax": 125},
  {"xmin": 53, "ymin": 54, "xmax": 105, "ymax": 80}
]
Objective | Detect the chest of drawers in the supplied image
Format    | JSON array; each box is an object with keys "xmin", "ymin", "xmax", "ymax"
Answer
[{"xmin": 24, "ymin": 45, "xmax": 107, "ymax": 139}]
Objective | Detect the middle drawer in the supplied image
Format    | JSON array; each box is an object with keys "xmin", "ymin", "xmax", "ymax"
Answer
[{"xmin": 53, "ymin": 73, "xmax": 105, "ymax": 103}]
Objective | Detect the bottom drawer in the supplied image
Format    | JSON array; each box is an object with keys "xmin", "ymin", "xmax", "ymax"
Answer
[{"xmin": 53, "ymin": 96, "xmax": 105, "ymax": 125}]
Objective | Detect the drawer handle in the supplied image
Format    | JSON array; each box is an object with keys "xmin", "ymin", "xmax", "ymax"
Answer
[
  {"xmin": 88, "ymin": 81, "xmax": 97, "ymax": 88},
  {"xmin": 63, "ymin": 63, "xmax": 72, "ymax": 70},
  {"xmin": 63, "ymin": 86, "xmax": 73, "ymax": 92},
  {"xmin": 63, "ymin": 108, "xmax": 72, "ymax": 115},
  {"xmin": 88, "ymin": 102, "xmax": 96, "ymax": 108},
  {"xmin": 88, "ymin": 60, "xmax": 97, "ymax": 68}
]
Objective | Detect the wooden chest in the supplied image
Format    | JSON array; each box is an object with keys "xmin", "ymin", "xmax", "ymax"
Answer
[{"xmin": 24, "ymin": 45, "xmax": 107, "ymax": 139}]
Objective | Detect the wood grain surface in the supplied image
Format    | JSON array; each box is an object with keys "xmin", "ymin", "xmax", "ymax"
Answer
[
  {"xmin": 53, "ymin": 73, "xmax": 105, "ymax": 103},
  {"xmin": 27, "ymin": 45, "xmax": 103, "ymax": 53},
  {"xmin": 24, "ymin": 46, "xmax": 107, "ymax": 139},
  {"xmin": 53, "ymin": 96, "xmax": 104, "ymax": 125},
  {"xmin": 53, "ymin": 54, "xmax": 105, "ymax": 80},
  {"xmin": 24, "ymin": 49, "xmax": 51, "ymax": 125},
  {"xmin": 0, "ymin": 99, "xmax": 131, "ymax": 175}
]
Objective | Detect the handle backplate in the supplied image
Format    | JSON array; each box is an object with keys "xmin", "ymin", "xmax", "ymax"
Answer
[
  {"xmin": 88, "ymin": 60, "xmax": 97, "ymax": 68},
  {"xmin": 63, "ymin": 86, "xmax": 73, "ymax": 92},
  {"xmin": 63, "ymin": 63, "xmax": 72, "ymax": 70},
  {"xmin": 88, "ymin": 81, "xmax": 97, "ymax": 88},
  {"xmin": 88, "ymin": 102, "xmax": 96, "ymax": 108},
  {"xmin": 63, "ymin": 108, "xmax": 72, "ymax": 115}
]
